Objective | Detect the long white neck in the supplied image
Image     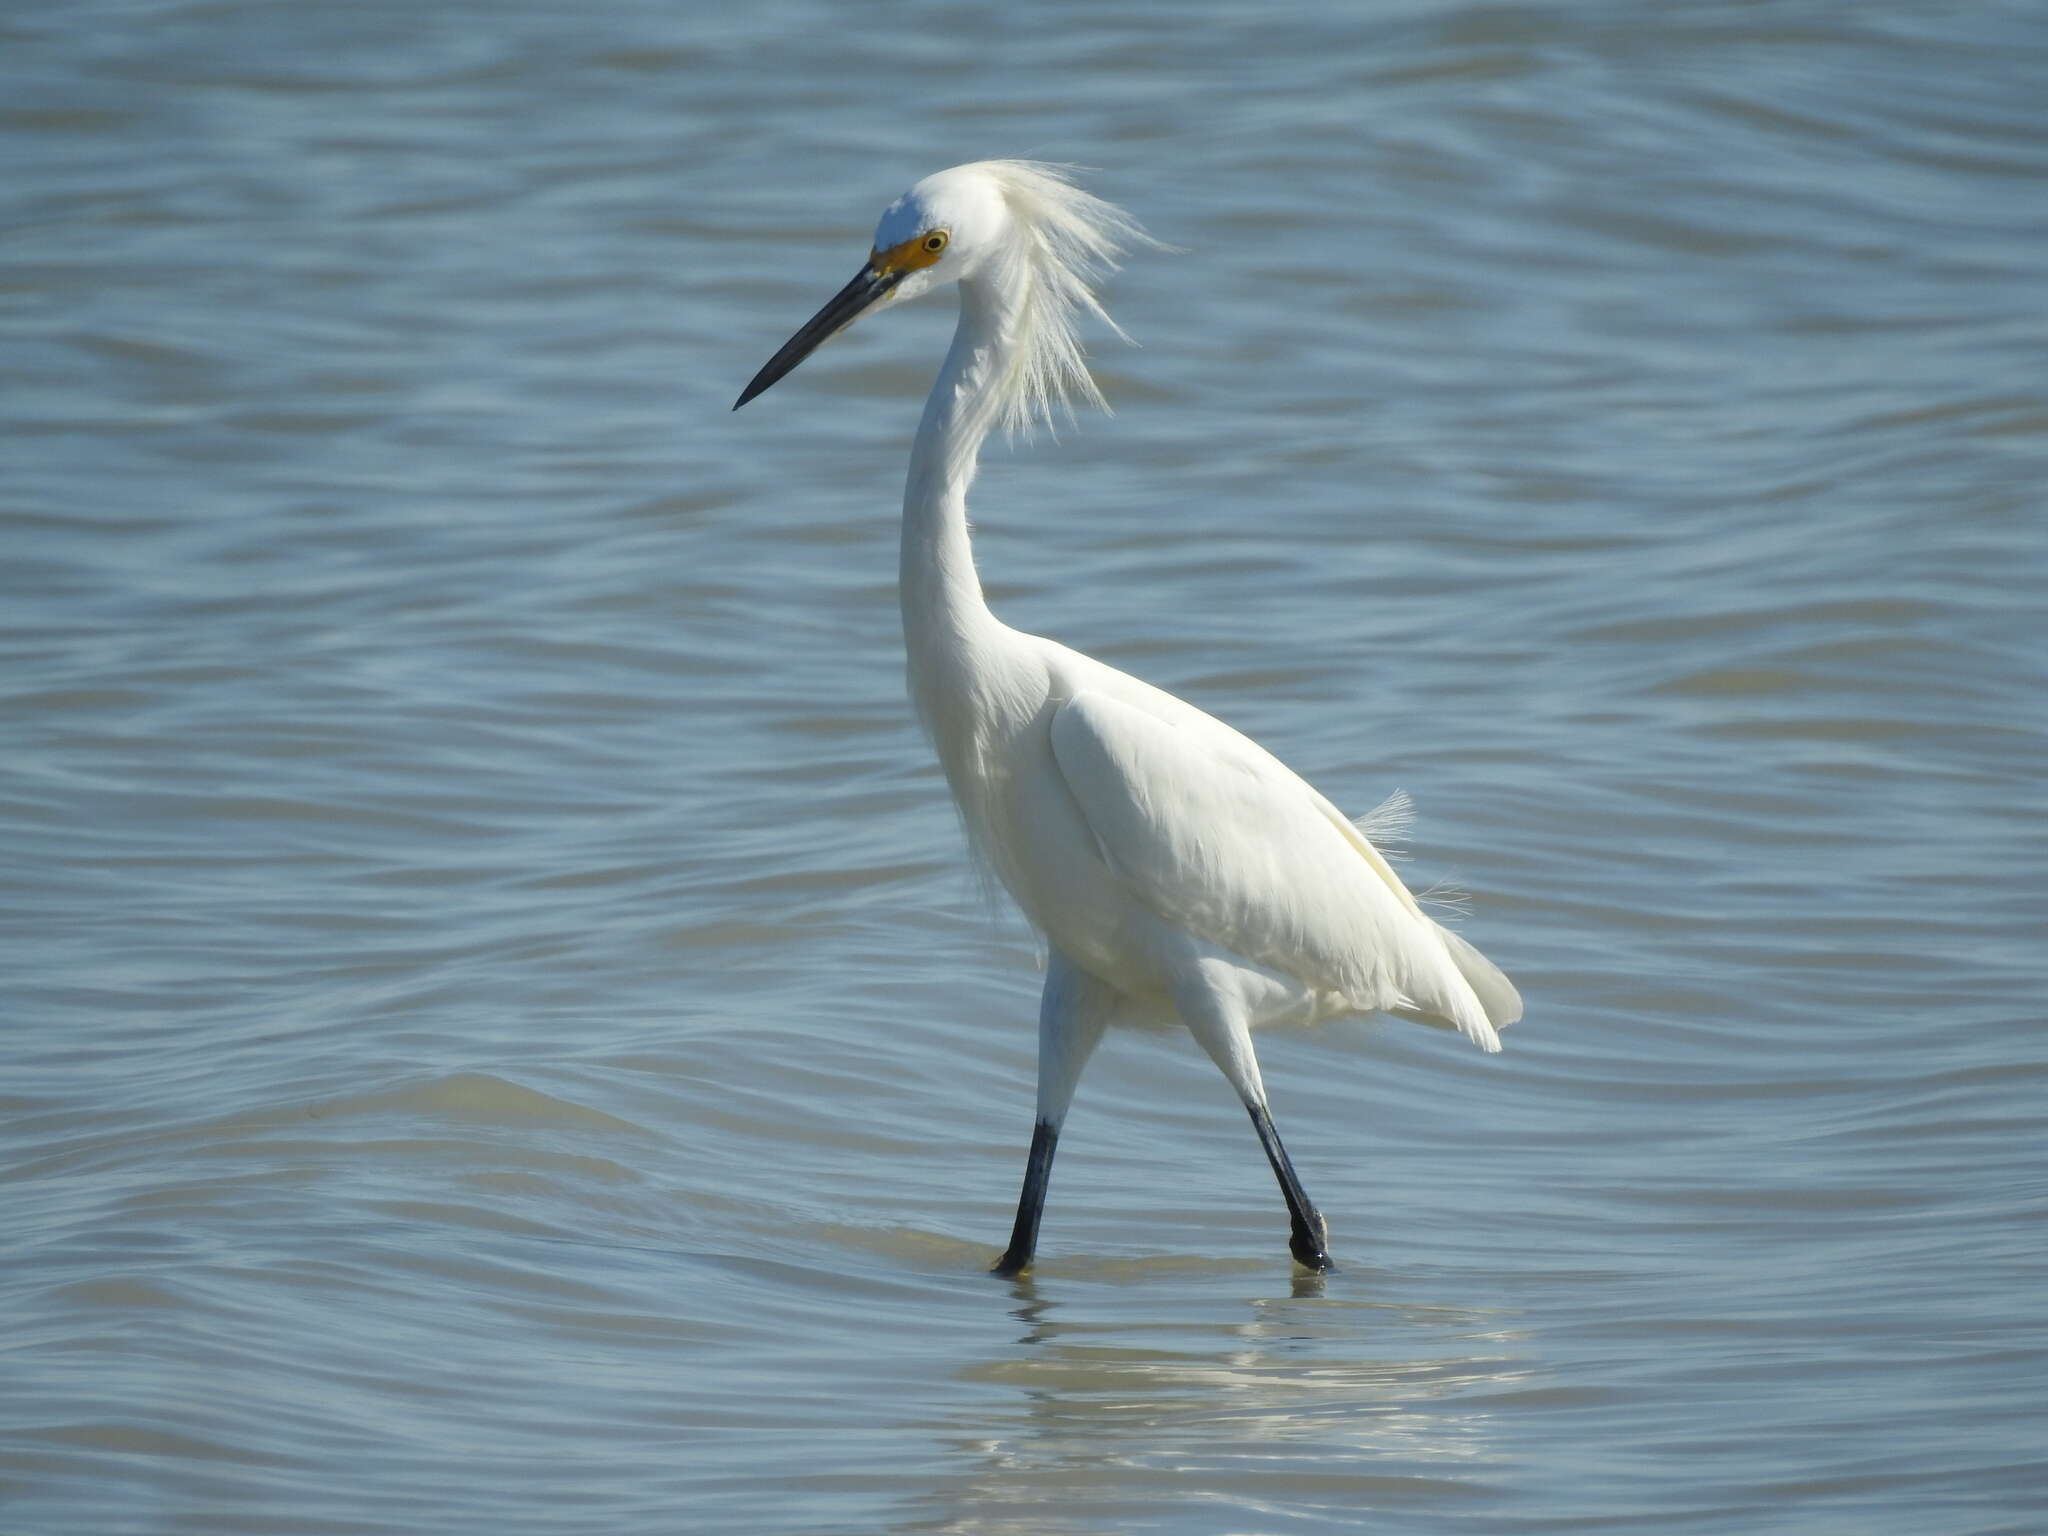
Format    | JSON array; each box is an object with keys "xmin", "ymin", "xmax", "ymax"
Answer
[{"xmin": 899, "ymin": 271, "xmax": 1022, "ymax": 709}]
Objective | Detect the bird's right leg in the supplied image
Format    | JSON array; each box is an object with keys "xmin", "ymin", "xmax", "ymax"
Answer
[
  {"xmin": 1173, "ymin": 963, "xmax": 1332, "ymax": 1271},
  {"xmin": 992, "ymin": 949, "xmax": 1112, "ymax": 1278}
]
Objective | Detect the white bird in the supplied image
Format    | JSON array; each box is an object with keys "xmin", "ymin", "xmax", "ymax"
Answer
[{"xmin": 735, "ymin": 161, "xmax": 1519, "ymax": 1274}]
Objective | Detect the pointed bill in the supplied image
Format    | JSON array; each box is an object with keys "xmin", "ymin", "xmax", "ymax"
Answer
[{"xmin": 733, "ymin": 263, "xmax": 903, "ymax": 410}]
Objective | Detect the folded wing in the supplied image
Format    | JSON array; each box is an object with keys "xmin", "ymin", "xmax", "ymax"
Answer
[{"xmin": 1047, "ymin": 690, "xmax": 1510, "ymax": 1051}]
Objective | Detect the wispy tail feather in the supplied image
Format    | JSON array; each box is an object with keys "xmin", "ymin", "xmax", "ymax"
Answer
[{"xmin": 1352, "ymin": 788, "xmax": 1415, "ymax": 848}]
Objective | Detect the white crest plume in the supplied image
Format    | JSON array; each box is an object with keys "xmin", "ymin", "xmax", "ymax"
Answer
[{"xmin": 965, "ymin": 160, "xmax": 1156, "ymax": 437}]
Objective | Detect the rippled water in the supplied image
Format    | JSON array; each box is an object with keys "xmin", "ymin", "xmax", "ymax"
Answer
[{"xmin": 6, "ymin": 2, "xmax": 2045, "ymax": 1531}]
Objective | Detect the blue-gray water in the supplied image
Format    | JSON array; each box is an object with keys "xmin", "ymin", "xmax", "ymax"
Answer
[{"xmin": 5, "ymin": 3, "xmax": 2045, "ymax": 1532}]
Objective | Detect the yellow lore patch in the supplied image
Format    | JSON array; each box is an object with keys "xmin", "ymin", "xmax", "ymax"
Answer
[{"xmin": 871, "ymin": 229, "xmax": 950, "ymax": 276}]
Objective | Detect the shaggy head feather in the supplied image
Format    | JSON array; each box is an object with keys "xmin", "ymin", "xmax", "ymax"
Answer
[{"xmin": 877, "ymin": 160, "xmax": 1157, "ymax": 437}]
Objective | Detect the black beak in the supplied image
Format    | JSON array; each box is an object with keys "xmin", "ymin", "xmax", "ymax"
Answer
[{"xmin": 734, "ymin": 263, "xmax": 903, "ymax": 411}]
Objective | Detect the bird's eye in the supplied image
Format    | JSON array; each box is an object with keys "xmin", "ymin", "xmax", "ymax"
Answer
[{"xmin": 923, "ymin": 231, "xmax": 949, "ymax": 254}]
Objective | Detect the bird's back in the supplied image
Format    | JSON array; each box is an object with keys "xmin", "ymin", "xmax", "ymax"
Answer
[{"xmin": 952, "ymin": 631, "xmax": 1517, "ymax": 1049}]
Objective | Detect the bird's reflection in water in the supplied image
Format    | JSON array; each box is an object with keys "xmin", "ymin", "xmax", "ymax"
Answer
[
  {"xmin": 912, "ymin": 1263, "xmax": 1524, "ymax": 1528},
  {"xmin": 1001, "ymin": 1262, "xmax": 1323, "ymax": 1343}
]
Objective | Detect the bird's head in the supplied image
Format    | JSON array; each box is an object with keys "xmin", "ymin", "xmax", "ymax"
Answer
[
  {"xmin": 734, "ymin": 160, "xmax": 1150, "ymax": 430},
  {"xmin": 869, "ymin": 164, "xmax": 1016, "ymax": 301}
]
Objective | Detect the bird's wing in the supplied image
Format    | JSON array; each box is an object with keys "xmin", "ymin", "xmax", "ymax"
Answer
[
  {"xmin": 1047, "ymin": 689, "xmax": 1503, "ymax": 1050},
  {"xmin": 1320, "ymin": 785, "xmax": 1522, "ymax": 1034}
]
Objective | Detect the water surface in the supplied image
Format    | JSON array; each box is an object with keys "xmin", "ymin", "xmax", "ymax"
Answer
[{"xmin": 5, "ymin": 2, "xmax": 2045, "ymax": 1532}]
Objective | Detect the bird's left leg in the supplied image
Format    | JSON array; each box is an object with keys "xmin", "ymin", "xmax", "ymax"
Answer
[
  {"xmin": 1173, "ymin": 963, "xmax": 1332, "ymax": 1271},
  {"xmin": 992, "ymin": 948, "xmax": 1114, "ymax": 1278}
]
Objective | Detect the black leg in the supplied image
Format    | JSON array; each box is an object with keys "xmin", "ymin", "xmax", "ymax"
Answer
[
  {"xmin": 992, "ymin": 1118, "xmax": 1058, "ymax": 1277},
  {"xmin": 1248, "ymin": 1103, "xmax": 1331, "ymax": 1270}
]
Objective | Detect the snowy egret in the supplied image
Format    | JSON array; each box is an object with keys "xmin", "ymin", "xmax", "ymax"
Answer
[{"xmin": 736, "ymin": 161, "xmax": 1519, "ymax": 1274}]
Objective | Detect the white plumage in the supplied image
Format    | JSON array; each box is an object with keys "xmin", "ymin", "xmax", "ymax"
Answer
[{"xmin": 736, "ymin": 160, "xmax": 1519, "ymax": 1274}]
